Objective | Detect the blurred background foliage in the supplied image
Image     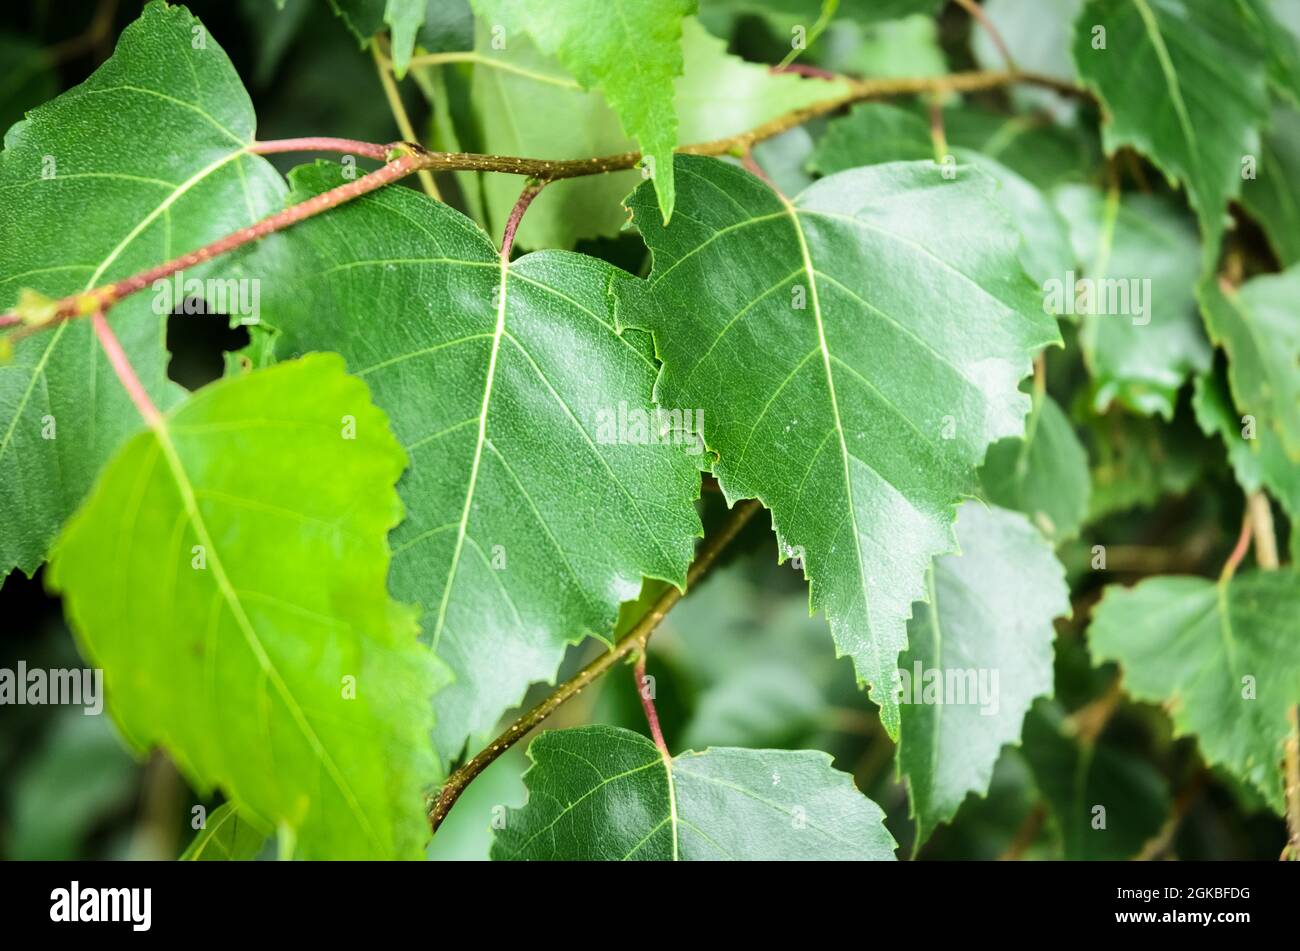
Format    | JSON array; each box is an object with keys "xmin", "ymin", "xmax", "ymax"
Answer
[{"xmin": 0, "ymin": 0, "xmax": 1289, "ymax": 860}]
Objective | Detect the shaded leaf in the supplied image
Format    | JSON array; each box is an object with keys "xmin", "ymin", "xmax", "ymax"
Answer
[
  {"xmin": 491, "ymin": 725, "xmax": 896, "ymax": 859},
  {"xmin": 1072, "ymin": 0, "xmax": 1269, "ymax": 261},
  {"xmin": 1053, "ymin": 184, "xmax": 1210, "ymax": 418},
  {"xmin": 1089, "ymin": 571, "xmax": 1300, "ymax": 809},
  {"xmin": 981, "ymin": 392, "xmax": 1091, "ymax": 542},
  {"xmin": 899, "ymin": 503, "xmax": 1068, "ymax": 844}
]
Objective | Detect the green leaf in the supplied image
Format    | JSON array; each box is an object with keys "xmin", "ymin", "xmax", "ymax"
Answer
[
  {"xmin": 1241, "ymin": 109, "xmax": 1300, "ymax": 268},
  {"xmin": 703, "ymin": 0, "xmax": 944, "ymax": 28},
  {"xmin": 0, "ymin": 33, "xmax": 57, "ymax": 133},
  {"xmin": 327, "ymin": 0, "xmax": 426, "ymax": 75},
  {"xmin": 472, "ymin": 0, "xmax": 696, "ymax": 224},
  {"xmin": 981, "ymin": 392, "xmax": 1091, "ymax": 542},
  {"xmin": 1082, "ymin": 404, "xmax": 1203, "ymax": 521},
  {"xmin": 626, "ymin": 155, "xmax": 1059, "ymax": 737},
  {"xmin": 7, "ymin": 710, "xmax": 138, "ymax": 861},
  {"xmin": 1072, "ymin": 0, "xmax": 1269, "ymax": 262},
  {"xmin": 1197, "ymin": 267, "xmax": 1300, "ymax": 459},
  {"xmin": 470, "ymin": 17, "xmax": 850, "ymax": 248},
  {"xmin": 942, "ymin": 106, "xmax": 1100, "ymax": 191},
  {"xmin": 180, "ymin": 803, "xmax": 270, "ymax": 861},
  {"xmin": 1240, "ymin": 0, "xmax": 1300, "ymax": 105},
  {"xmin": 1053, "ymin": 184, "xmax": 1211, "ymax": 418},
  {"xmin": 1192, "ymin": 372, "xmax": 1300, "ymax": 549},
  {"xmin": 0, "ymin": 1, "xmax": 288, "ymax": 579},
  {"xmin": 899, "ymin": 503, "xmax": 1069, "ymax": 845},
  {"xmin": 259, "ymin": 162, "xmax": 701, "ymax": 760},
  {"xmin": 811, "ymin": 102, "xmax": 1074, "ymax": 285},
  {"xmin": 1089, "ymin": 571, "xmax": 1300, "ymax": 809},
  {"xmin": 48, "ymin": 354, "xmax": 445, "ymax": 859},
  {"xmin": 1021, "ymin": 700, "xmax": 1170, "ymax": 859},
  {"xmin": 972, "ymin": 0, "xmax": 1082, "ymax": 116},
  {"xmin": 491, "ymin": 725, "xmax": 896, "ymax": 859}
]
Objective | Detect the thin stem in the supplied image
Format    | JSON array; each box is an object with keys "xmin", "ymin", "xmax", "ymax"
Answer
[
  {"xmin": 1247, "ymin": 491, "xmax": 1279, "ymax": 570},
  {"xmin": 92, "ymin": 310, "xmax": 162, "ymax": 428},
  {"xmin": 955, "ymin": 0, "xmax": 1017, "ymax": 71},
  {"xmin": 2, "ymin": 150, "xmax": 426, "ymax": 335},
  {"xmin": 373, "ymin": 39, "xmax": 442, "ymax": 200},
  {"xmin": 501, "ymin": 180, "xmax": 546, "ymax": 258},
  {"xmin": 2, "ymin": 68, "xmax": 1080, "ymax": 336},
  {"xmin": 248, "ymin": 137, "xmax": 391, "ymax": 161},
  {"xmin": 634, "ymin": 652, "xmax": 670, "ymax": 758},
  {"xmin": 408, "ymin": 50, "xmax": 581, "ymax": 90},
  {"xmin": 928, "ymin": 96, "xmax": 948, "ymax": 164},
  {"xmin": 1219, "ymin": 504, "xmax": 1254, "ymax": 584},
  {"xmin": 428, "ymin": 498, "xmax": 761, "ymax": 833}
]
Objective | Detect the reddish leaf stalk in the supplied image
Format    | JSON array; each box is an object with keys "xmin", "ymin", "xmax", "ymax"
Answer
[
  {"xmin": 248, "ymin": 136, "xmax": 392, "ymax": 161},
  {"xmin": 635, "ymin": 652, "xmax": 670, "ymax": 759},
  {"xmin": 1, "ymin": 149, "xmax": 425, "ymax": 334},
  {"xmin": 1, "ymin": 68, "xmax": 1080, "ymax": 336},
  {"xmin": 91, "ymin": 310, "xmax": 162, "ymax": 428}
]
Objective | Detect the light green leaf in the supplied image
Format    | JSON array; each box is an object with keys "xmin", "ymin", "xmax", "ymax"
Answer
[
  {"xmin": 491, "ymin": 725, "xmax": 896, "ymax": 859},
  {"xmin": 899, "ymin": 503, "xmax": 1069, "ymax": 845},
  {"xmin": 812, "ymin": 15, "xmax": 947, "ymax": 79},
  {"xmin": 1089, "ymin": 571, "xmax": 1300, "ymax": 809},
  {"xmin": 626, "ymin": 155, "xmax": 1059, "ymax": 737},
  {"xmin": 981, "ymin": 392, "xmax": 1091, "ymax": 542},
  {"xmin": 811, "ymin": 102, "xmax": 1074, "ymax": 285},
  {"xmin": 1022, "ymin": 700, "xmax": 1170, "ymax": 859},
  {"xmin": 260, "ymin": 163, "xmax": 701, "ymax": 761},
  {"xmin": 1072, "ymin": 0, "xmax": 1269, "ymax": 262},
  {"xmin": 471, "ymin": 0, "xmax": 696, "ymax": 224},
  {"xmin": 1241, "ymin": 109, "xmax": 1300, "ymax": 268},
  {"xmin": 49, "ymin": 354, "xmax": 444, "ymax": 859},
  {"xmin": 181, "ymin": 803, "xmax": 270, "ymax": 861},
  {"xmin": 0, "ymin": 1, "xmax": 288, "ymax": 579},
  {"xmin": 1053, "ymin": 184, "xmax": 1211, "ymax": 418},
  {"xmin": 469, "ymin": 17, "xmax": 851, "ymax": 248},
  {"xmin": 1197, "ymin": 266, "xmax": 1300, "ymax": 458}
]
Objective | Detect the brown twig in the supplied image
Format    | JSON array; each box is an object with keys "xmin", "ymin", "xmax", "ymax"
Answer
[
  {"xmin": 373, "ymin": 37, "xmax": 441, "ymax": 200},
  {"xmin": 955, "ymin": 0, "xmax": 1017, "ymax": 71},
  {"xmin": 1, "ymin": 67, "xmax": 1081, "ymax": 336},
  {"xmin": 427, "ymin": 499, "xmax": 761, "ymax": 833}
]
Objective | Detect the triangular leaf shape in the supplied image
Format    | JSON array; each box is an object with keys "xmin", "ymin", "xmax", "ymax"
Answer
[
  {"xmin": 899, "ymin": 502, "xmax": 1068, "ymax": 845},
  {"xmin": 625, "ymin": 155, "xmax": 1059, "ymax": 736},
  {"xmin": 49, "ymin": 354, "xmax": 445, "ymax": 859},
  {"xmin": 491, "ymin": 725, "xmax": 896, "ymax": 860},
  {"xmin": 1089, "ymin": 571, "xmax": 1300, "ymax": 809},
  {"xmin": 1072, "ymin": 0, "xmax": 1269, "ymax": 262},
  {"xmin": 258, "ymin": 163, "xmax": 702, "ymax": 760},
  {"xmin": 0, "ymin": 1, "xmax": 288, "ymax": 579}
]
